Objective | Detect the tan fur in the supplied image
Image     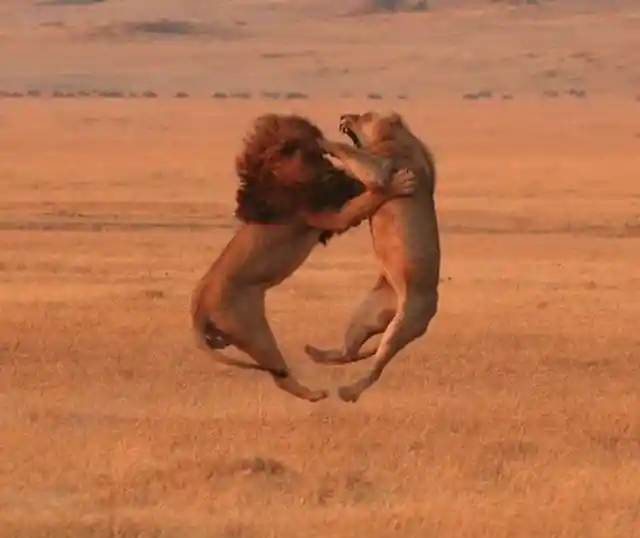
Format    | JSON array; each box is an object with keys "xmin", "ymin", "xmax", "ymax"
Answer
[
  {"xmin": 305, "ymin": 111, "xmax": 441, "ymax": 403},
  {"xmin": 190, "ymin": 113, "xmax": 417, "ymax": 403}
]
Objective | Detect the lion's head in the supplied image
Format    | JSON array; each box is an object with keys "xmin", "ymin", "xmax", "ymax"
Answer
[
  {"xmin": 339, "ymin": 110, "xmax": 436, "ymax": 194},
  {"xmin": 234, "ymin": 113, "xmax": 365, "ymax": 243}
]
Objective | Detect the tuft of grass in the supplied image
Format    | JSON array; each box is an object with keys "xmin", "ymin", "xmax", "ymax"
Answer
[
  {"xmin": 462, "ymin": 89, "xmax": 493, "ymax": 100},
  {"xmin": 144, "ymin": 289, "xmax": 165, "ymax": 300},
  {"xmin": 129, "ymin": 19, "xmax": 199, "ymax": 36},
  {"xmin": 229, "ymin": 91, "xmax": 251, "ymax": 99},
  {"xmin": 350, "ymin": 0, "xmax": 429, "ymax": 15},
  {"xmin": 96, "ymin": 89, "xmax": 124, "ymax": 98},
  {"xmin": 566, "ymin": 88, "xmax": 587, "ymax": 98},
  {"xmin": 39, "ymin": 0, "xmax": 106, "ymax": 5},
  {"xmin": 0, "ymin": 91, "xmax": 24, "ymax": 98},
  {"xmin": 234, "ymin": 457, "xmax": 288, "ymax": 476},
  {"xmin": 283, "ymin": 91, "xmax": 308, "ymax": 100},
  {"xmin": 86, "ymin": 18, "xmax": 245, "ymax": 41}
]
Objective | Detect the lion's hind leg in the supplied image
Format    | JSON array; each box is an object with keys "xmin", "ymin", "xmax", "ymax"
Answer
[
  {"xmin": 231, "ymin": 301, "xmax": 329, "ymax": 403},
  {"xmin": 305, "ymin": 276, "xmax": 396, "ymax": 365},
  {"xmin": 195, "ymin": 316, "xmax": 272, "ymax": 372}
]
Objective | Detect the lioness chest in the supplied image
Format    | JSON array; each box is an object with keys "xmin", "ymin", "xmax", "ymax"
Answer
[{"xmin": 369, "ymin": 183, "xmax": 440, "ymax": 283}]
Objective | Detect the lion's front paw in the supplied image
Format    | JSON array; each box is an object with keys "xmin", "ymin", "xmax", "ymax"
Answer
[
  {"xmin": 317, "ymin": 138, "xmax": 336, "ymax": 156},
  {"xmin": 389, "ymin": 168, "xmax": 417, "ymax": 196}
]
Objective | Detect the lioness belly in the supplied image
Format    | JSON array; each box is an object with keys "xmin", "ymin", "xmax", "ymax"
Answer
[{"xmin": 370, "ymin": 199, "xmax": 440, "ymax": 289}]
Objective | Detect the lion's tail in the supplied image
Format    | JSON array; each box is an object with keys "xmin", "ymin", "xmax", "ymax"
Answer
[{"xmin": 193, "ymin": 315, "xmax": 274, "ymax": 373}]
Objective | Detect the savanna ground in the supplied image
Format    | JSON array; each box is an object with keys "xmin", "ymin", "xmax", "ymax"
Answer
[{"xmin": 1, "ymin": 1, "xmax": 640, "ymax": 537}]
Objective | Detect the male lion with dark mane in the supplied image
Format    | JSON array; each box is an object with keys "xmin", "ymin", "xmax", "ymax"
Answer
[
  {"xmin": 305, "ymin": 111, "xmax": 441, "ymax": 403},
  {"xmin": 191, "ymin": 113, "xmax": 417, "ymax": 402}
]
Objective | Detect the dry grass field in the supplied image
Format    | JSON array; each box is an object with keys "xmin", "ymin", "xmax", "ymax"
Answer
[{"xmin": 1, "ymin": 1, "xmax": 640, "ymax": 537}]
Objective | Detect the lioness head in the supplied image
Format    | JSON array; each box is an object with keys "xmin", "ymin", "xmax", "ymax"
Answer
[
  {"xmin": 339, "ymin": 111, "xmax": 409, "ymax": 149},
  {"xmin": 340, "ymin": 110, "xmax": 436, "ymax": 194}
]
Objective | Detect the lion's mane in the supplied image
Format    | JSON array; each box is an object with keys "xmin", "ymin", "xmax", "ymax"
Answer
[{"xmin": 234, "ymin": 113, "xmax": 365, "ymax": 243}]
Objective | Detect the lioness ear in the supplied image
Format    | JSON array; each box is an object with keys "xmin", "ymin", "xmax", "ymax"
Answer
[{"xmin": 387, "ymin": 112, "xmax": 406, "ymax": 128}]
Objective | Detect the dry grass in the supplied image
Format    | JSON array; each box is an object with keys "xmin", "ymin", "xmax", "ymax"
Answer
[
  {"xmin": 1, "ymin": 1, "xmax": 639, "ymax": 536},
  {"xmin": 1, "ymin": 0, "xmax": 638, "ymax": 97},
  {"xmin": 1, "ymin": 98, "xmax": 639, "ymax": 537}
]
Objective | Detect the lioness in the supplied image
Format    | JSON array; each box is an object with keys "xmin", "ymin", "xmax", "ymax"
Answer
[
  {"xmin": 191, "ymin": 113, "xmax": 416, "ymax": 403},
  {"xmin": 305, "ymin": 111, "xmax": 441, "ymax": 403}
]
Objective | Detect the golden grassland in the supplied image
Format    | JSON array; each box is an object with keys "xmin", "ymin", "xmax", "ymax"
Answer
[
  {"xmin": 1, "ymin": 0, "xmax": 640, "ymax": 536},
  {"xmin": 1, "ymin": 98, "xmax": 639, "ymax": 537}
]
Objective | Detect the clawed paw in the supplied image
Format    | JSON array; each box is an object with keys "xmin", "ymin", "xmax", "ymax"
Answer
[
  {"xmin": 309, "ymin": 389, "xmax": 330, "ymax": 402},
  {"xmin": 304, "ymin": 344, "xmax": 343, "ymax": 364},
  {"xmin": 317, "ymin": 138, "xmax": 336, "ymax": 155},
  {"xmin": 304, "ymin": 344, "xmax": 322, "ymax": 358},
  {"xmin": 390, "ymin": 168, "xmax": 417, "ymax": 196}
]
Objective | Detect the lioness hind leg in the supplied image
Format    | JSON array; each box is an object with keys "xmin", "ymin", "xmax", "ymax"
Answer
[
  {"xmin": 232, "ymin": 308, "xmax": 329, "ymax": 403},
  {"xmin": 305, "ymin": 276, "xmax": 396, "ymax": 365},
  {"xmin": 338, "ymin": 293, "xmax": 437, "ymax": 403}
]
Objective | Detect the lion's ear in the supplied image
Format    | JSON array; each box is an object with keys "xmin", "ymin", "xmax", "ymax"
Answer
[{"xmin": 278, "ymin": 139, "xmax": 301, "ymax": 157}]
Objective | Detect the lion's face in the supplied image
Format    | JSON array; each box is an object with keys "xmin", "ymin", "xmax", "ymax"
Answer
[
  {"xmin": 235, "ymin": 113, "xmax": 366, "ymax": 234},
  {"xmin": 339, "ymin": 111, "xmax": 406, "ymax": 148}
]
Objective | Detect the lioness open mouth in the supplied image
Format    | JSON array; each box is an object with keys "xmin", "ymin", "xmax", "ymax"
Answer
[{"xmin": 339, "ymin": 119, "xmax": 360, "ymax": 148}]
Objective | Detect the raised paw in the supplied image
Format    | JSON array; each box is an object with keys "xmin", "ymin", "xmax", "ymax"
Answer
[
  {"xmin": 317, "ymin": 138, "xmax": 337, "ymax": 156},
  {"xmin": 389, "ymin": 168, "xmax": 417, "ymax": 196},
  {"xmin": 308, "ymin": 389, "xmax": 330, "ymax": 402},
  {"xmin": 304, "ymin": 344, "xmax": 344, "ymax": 364},
  {"xmin": 274, "ymin": 375, "xmax": 330, "ymax": 402}
]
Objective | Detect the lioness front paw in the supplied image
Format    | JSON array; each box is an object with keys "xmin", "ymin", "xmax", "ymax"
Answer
[{"xmin": 389, "ymin": 168, "xmax": 417, "ymax": 196}]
